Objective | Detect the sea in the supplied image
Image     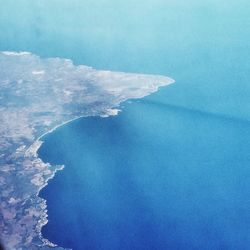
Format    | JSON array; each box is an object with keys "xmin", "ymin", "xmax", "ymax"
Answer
[{"xmin": 1, "ymin": 0, "xmax": 250, "ymax": 249}]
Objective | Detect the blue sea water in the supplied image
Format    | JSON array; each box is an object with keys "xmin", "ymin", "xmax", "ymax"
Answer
[
  {"xmin": 1, "ymin": 0, "xmax": 250, "ymax": 249},
  {"xmin": 39, "ymin": 97, "xmax": 250, "ymax": 250}
]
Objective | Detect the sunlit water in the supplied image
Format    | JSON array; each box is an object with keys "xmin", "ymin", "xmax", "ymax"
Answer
[{"xmin": 1, "ymin": 0, "xmax": 250, "ymax": 249}]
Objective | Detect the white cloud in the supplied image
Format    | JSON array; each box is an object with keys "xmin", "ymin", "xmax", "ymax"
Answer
[{"xmin": 2, "ymin": 51, "xmax": 31, "ymax": 56}]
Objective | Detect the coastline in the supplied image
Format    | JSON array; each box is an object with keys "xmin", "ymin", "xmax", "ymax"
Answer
[
  {"xmin": 0, "ymin": 50, "xmax": 174, "ymax": 249},
  {"xmin": 29, "ymin": 83, "xmax": 175, "ymax": 249}
]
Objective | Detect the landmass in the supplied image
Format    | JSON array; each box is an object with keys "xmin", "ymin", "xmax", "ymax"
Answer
[{"xmin": 0, "ymin": 51, "xmax": 174, "ymax": 250}]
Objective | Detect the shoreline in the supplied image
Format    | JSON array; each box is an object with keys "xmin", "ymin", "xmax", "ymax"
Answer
[
  {"xmin": 31, "ymin": 83, "xmax": 175, "ymax": 249},
  {"xmin": 0, "ymin": 50, "xmax": 175, "ymax": 249}
]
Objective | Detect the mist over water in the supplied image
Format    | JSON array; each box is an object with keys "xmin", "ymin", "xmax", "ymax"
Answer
[
  {"xmin": 1, "ymin": 0, "xmax": 250, "ymax": 249},
  {"xmin": 1, "ymin": 0, "xmax": 250, "ymax": 118}
]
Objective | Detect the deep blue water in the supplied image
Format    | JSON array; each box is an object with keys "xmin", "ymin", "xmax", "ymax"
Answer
[
  {"xmin": 1, "ymin": 0, "xmax": 250, "ymax": 249},
  {"xmin": 39, "ymin": 96, "xmax": 250, "ymax": 250}
]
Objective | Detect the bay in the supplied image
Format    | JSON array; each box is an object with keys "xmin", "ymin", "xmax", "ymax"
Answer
[{"xmin": 1, "ymin": 0, "xmax": 250, "ymax": 249}]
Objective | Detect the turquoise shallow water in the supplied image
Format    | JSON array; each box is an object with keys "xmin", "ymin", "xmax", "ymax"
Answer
[{"xmin": 1, "ymin": 0, "xmax": 250, "ymax": 249}]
